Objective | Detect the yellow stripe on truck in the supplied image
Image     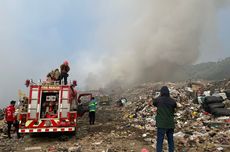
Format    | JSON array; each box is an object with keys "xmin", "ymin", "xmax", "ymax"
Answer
[{"xmin": 25, "ymin": 120, "xmax": 33, "ymax": 127}]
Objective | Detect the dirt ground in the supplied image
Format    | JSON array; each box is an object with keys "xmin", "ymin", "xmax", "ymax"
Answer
[
  {"xmin": 1, "ymin": 105, "xmax": 230, "ymax": 152},
  {"xmin": 1, "ymin": 106, "xmax": 155, "ymax": 152}
]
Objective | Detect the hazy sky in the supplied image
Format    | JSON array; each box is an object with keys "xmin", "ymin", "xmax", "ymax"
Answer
[
  {"xmin": 198, "ymin": 5, "xmax": 230, "ymax": 62},
  {"xmin": 0, "ymin": 0, "xmax": 230, "ymax": 107}
]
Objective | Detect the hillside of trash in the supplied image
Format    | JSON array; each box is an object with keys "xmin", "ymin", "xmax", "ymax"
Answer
[
  {"xmin": 110, "ymin": 79, "xmax": 230, "ymax": 151},
  {"xmin": 0, "ymin": 79, "xmax": 230, "ymax": 151}
]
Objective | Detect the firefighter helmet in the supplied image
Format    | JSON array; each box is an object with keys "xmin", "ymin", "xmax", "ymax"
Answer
[{"xmin": 64, "ymin": 60, "xmax": 69, "ymax": 65}]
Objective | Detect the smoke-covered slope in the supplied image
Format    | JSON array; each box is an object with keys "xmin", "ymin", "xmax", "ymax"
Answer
[
  {"xmin": 84, "ymin": 0, "xmax": 230, "ymax": 89},
  {"xmin": 172, "ymin": 57, "xmax": 230, "ymax": 81}
]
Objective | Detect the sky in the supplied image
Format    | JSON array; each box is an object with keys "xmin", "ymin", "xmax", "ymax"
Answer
[
  {"xmin": 0, "ymin": 0, "xmax": 230, "ymax": 107},
  {"xmin": 198, "ymin": 4, "xmax": 230, "ymax": 62}
]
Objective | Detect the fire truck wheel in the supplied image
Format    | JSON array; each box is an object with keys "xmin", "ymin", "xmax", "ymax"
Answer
[
  {"xmin": 59, "ymin": 135, "xmax": 69, "ymax": 141},
  {"xmin": 29, "ymin": 133, "xmax": 36, "ymax": 137},
  {"xmin": 71, "ymin": 130, "xmax": 77, "ymax": 137}
]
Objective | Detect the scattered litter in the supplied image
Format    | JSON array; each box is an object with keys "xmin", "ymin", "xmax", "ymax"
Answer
[{"xmin": 25, "ymin": 147, "xmax": 42, "ymax": 151}]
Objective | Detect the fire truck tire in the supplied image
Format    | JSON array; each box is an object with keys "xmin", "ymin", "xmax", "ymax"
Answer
[
  {"xmin": 20, "ymin": 133, "xmax": 26, "ymax": 138},
  {"xmin": 29, "ymin": 133, "xmax": 36, "ymax": 137},
  {"xmin": 59, "ymin": 134, "xmax": 69, "ymax": 141}
]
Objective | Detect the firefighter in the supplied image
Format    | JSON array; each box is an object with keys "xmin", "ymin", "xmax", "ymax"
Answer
[
  {"xmin": 47, "ymin": 70, "xmax": 55, "ymax": 82},
  {"xmin": 54, "ymin": 68, "xmax": 60, "ymax": 81},
  {"xmin": 4, "ymin": 100, "xmax": 20, "ymax": 139},
  {"xmin": 88, "ymin": 97, "xmax": 97, "ymax": 125},
  {"xmin": 59, "ymin": 60, "xmax": 70, "ymax": 85}
]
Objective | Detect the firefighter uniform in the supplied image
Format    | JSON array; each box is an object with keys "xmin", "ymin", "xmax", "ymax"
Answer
[
  {"xmin": 5, "ymin": 101, "xmax": 20, "ymax": 138},
  {"xmin": 59, "ymin": 61, "xmax": 70, "ymax": 85}
]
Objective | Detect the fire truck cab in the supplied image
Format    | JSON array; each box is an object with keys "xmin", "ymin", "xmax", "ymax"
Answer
[{"xmin": 19, "ymin": 80, "xmax": 91, "ymax": 134}]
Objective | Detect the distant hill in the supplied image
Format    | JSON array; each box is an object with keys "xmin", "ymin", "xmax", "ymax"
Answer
[{"xmin": 172, "ymin": 57, "xmax": 230, "ymax": 81}]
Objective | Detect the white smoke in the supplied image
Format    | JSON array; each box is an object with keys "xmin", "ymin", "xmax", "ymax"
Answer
[
  {"xmin": 83, "ymin": 0, "xmax": 228, "ymax": 89},
  {"xmin": 0, "ymin": 0, "xmax": 229, "ymax": 107}
]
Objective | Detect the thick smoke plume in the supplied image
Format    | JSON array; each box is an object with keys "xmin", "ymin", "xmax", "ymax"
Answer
[
  {"xmin": 0, "ymin": 0, "xmax": 229, "ymax": 107},
  {"xmin": 85, "ymin": 0, "xmax": 225, "ymax": 90}
]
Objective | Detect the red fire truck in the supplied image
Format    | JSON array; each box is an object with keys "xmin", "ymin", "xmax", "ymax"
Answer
[{"xmin": 19, "ymin": 80, "xmax": 91, "ymax": 134}]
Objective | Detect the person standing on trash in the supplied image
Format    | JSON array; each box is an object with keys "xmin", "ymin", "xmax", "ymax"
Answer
[
  {"xmin": 4, "ymin": 100, "xmax": 20, "ymax": 139},
  {"xmin": 153, "ymin": 86, "xmax": 177, "ymax": 152},
  {"xmin": 88, "ymin": 97, "xmax": 97, "ymax": 125},
  {"xmin": 59, "ymin": 60, "xmax": 70, "ymax": 85}
]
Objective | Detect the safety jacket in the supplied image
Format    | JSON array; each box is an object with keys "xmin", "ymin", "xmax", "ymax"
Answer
[
  {"xmin": 88, "ymin": 99, "xmax": 97, "ymax": 112},
  {"xmin": 5, "ymin": 105, "xmax": 16, "ymax": 122}
]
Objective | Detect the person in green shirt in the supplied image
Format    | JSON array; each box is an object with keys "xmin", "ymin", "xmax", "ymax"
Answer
[
  {"xmin": 88, "ymin": 97, "xmax": 97, "ymax": 125},
  {"xmin": 153, "ymin": 86, "xmax": 177, "ymax": 152}
]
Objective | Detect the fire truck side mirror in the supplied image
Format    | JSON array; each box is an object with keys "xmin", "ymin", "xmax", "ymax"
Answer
[
  {"xmin": 72, "ymin": 80, "xmax": 77, "ymax": 87},
  {"xmin": 25, "ymin": 79, "xmax": 30, "ymax": 87}
]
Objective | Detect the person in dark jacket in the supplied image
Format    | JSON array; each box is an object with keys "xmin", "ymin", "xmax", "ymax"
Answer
[
  {"xmin": 153, "ymin": 86, "xmax": 177, "ymax": 152},
  {"xmin": 59, "ymin": 61, "xmax": 70, "ymax": 85},
  {"xmin": 5, "ymin": 100, "xmax": 20, "ymax": 139}
]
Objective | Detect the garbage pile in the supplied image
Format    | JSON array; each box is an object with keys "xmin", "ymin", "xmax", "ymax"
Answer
[
  {"xmin": 0, "ymin": 109, "xmax": 4, "ymax": 120},
  {"xmin": 117, "ymin": 80, "xmax": 230, "ymax": 151},
  {"xmin": 225, "ymin": 90, "xmax": 230, "ymax": 100},
  {"xmin": 202, "ymin": 96, "xmax": 230, "ymax": 116},
  {"xmin": 116, "ymin": 97, "xmax": 128, "ymax": 107}
]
